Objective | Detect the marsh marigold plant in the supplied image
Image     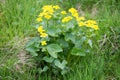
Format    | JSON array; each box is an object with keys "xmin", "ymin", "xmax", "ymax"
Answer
[{"xmin": 25, "ymin": 5, "xmax": 99, "ymax": 75}]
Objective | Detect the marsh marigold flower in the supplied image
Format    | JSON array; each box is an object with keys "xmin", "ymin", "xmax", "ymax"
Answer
[
  {"xmin": 44, "ymin": 14, "xmax": 52, "ymax": 20},
  {"xmin": 85, "ymin": 20, "xmax": 99, "ymax": 30},
  {"xmin": 40, "ymin": 33, "xmax": 48, "ymax": 37},
  {"xmin": 72, "ymin": 13, "xmax": 79, "ymax": 18},
  {"xmin": 78, "ymin": 22, "xmax": 85, "ymax": 27},
  {"xmin": 39, "ymin": 12, "xmax": 45, "ymax": 17},
  {"xmin": 92, "ymin": 25, "xmax": 99, "ymax": 30},
  {"xmin": 42, "ymin": 5, "xmax": 54, "ymax": 15},
  {"xmin": 76, "ymin": 17, "xmax": 85, "ymax": 21},
  {"xmin": 61, "ymin": 11, "xmax": 67, "ymax": 15},
  {"xmin": 38, "ymin": 26, "xmax": 45, "ymax": 33},
  {"xmin": 36, "ymin": 17, "xmax": 42, "ymax": 22},
  {"xmin": 85, "ymin": 20, "xmax": 97, "ymax": 25},
  {"xmin": 42, "ymin": 5, "xmax": 53, "ymax": 12},
  {"xmin": 68, "ymin": 8, "xmax": 78, "ymax": 13},
  {"xmin": 53, "ymin": 5, "xmax": 60, "ymax": 9},
  {"xmin": 68, "ymin": 8, "xmax": 79, "ymax": 18},
  {"xmin": 62, "ymin": 16, "xmax": 73, "ymax": 23},
  {"xmin": 41, "ymin": 41, "xmax": 47, "ymax": 46},
  {"xmin": 85, "ymin": 23, "xmax": 92, "ymax": 27}
]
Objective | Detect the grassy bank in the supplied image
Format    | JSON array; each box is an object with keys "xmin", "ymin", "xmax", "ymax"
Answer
[{"xmin": 0, "ymin": 0, "xmax": 120, "ymax": 80}]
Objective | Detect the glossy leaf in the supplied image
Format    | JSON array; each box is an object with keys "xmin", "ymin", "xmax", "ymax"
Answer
[
  {"xmin": 65, "ymin": 33, "xmax": 75, "ymax": 43},
  {"xmin": 47, "ymin": 44, "xmax": 63, "ymax": 58},
  {"xmin": 26, "ymin": 47, "xmax": 38, "ymax": 56},
  {"xmin": 38, "ymin": 66, "xmax": 49, "ymax": 74},
  {"xmin": 43, "ymin": 56, "xmax": 54, "ymax": 63},
  {"xmin": 54, "ymin": 60, "xmax": 67, "ymax": 69},
  {"xmin": 47, "ymin": 27, "xmax": 61, "ymax": 37}
]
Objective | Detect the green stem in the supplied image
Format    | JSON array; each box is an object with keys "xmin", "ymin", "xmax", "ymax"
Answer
[{"xmin": 67, "ymin": 52, "xmax": 71, "ymax": 63}]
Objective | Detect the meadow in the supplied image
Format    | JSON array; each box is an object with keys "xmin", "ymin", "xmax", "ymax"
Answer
[{"xmin": 0, "ymin": 0, "xmax": 120, "ymax": 80}]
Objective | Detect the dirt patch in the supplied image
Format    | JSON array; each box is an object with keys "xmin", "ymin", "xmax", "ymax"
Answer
[{"xmin": 4, "ymin": 36, "xmax": 35, "ymax": 73}]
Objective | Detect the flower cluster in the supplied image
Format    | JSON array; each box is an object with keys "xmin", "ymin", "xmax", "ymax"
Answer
[
  {"xmin": 61, "ymin": 11, "xmax": 67, "ymax": 15},
  {"xmin": 62, "ymin": 16, "xmax": 73, "ymax": 23},
  {"xmin": 36, "ymin": 5, "xmax": 60, "ymax": 21},
  {"xmin": 36, "ymin": 5, "xmax": 99, "ymax": 46},
  {"xmin": 68, "ymin": 8, "xmax": 79, "ymax": 18},
  {"xmin": 68, "ymin": 8, "xmax": 99, "ymax": 30},
  {"xmin": 85, "ymin": 20, "xmax": 99, "ymax": 30},
  {"xmin": 38, "ymin": 26, "xmax": 48, "ymax": 46},
  {"xmin": 36, "ymin": 5, "xmax": 61, "ymax": 46}
]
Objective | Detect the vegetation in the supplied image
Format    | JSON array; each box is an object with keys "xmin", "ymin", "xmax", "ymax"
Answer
[{"xmin": 0, "ymin": 0, "xmax": 120, "ymax": 80}]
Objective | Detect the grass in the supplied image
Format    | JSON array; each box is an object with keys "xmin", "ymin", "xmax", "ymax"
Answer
[{"xmin": 0, "ymin": 0, "xmax": 120, "ymax": 80}]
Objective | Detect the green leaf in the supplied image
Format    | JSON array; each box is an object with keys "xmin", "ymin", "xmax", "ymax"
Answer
[
  {"xmin": 88, "ymin": 39, "xmax": 92, "ymax": 48},
  {"xmin": 62, "ymin": 60, "xmax": 67, "ymax": 66},
  {"xmin": 54, "ymin": 60, "xmax": 67, "ymax": 69},
  {"xmin": 65, "ymin": 33, "xmax": 75, "ymax": 43},
  {"xmin": 38, "ymin": 68, "xmax": 42, "ymax": 74},
  {"xmin": 61, "ymin": 69, "xmax": 68, "ymax": 75},
  {"xmin": 25, "ymin": 37, "xmax": 40, "ymax": 47},
  {"xmin": 25, "ymin": 37, "xmax": 41, "ymax": 57},
  {"xmin": 47, "ymin": 27, "xmax": 61, "ymax": 37},
  {"xmin": 26, "ymin": 47, "xmax": 38, "ymax": 56},
  {"xmin": 38, "ymin": 66, "xmax": 49, "ymax": 74},
  {"xmin": 49, "ymin": 52, "xmax": 58, "ymax": 58},
  {"xmin": 43, "ymin": 56, "xmax": 54, "ymax": 63},
  {"xmin": 34, "ymin": 43, "xmax": 40, "ymax": 48},
  {"xmin": 57, "ymin": 39, "xmax": 69, "ymax": 48},
  {"xmin": 46, "ymin": 44, "xmax": 63, "ymax": 58},
  {"xmin": 66, "ymin": 22, "xmax": 74, "ymax": 30},
  {"xmin": 75, "ymin": 36, "xmax": 86, "ymax": 48},
  {"xmin": 71, "ymin": 47, "xmax": 86, "ymax": 56},
  {"xmin": 42, "ymin": 66, "xmax": 49, "ymax": 72}
]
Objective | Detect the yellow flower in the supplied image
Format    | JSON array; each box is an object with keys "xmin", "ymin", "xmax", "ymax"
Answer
[
  {"xmin": 42, "ymin": 5, "xmax": 54, "ymax": 15},
  {"xmin": 38, "ymin": 26, "xmax": 45, "ymax": 33},
  {"xmin": 36, "ymin": 17, "xmax": 42, "ymax": 22},
  {"xmin": 85, "ymin": 20, "xmax": 97, "ymax": 25},
  {"xmin": 68, "ymin": 8, "xmax": 79, "ymax": 18},
  {"xmin": 85, "ymin": 20, "xmax": 99, "ymax": 30},
  {"xmin": 42, "ymin": 5, "xmax": 53, "ymax": 11},
  {"xmin": 76, "ymin": 17, "xmax": 85, "ymax": 21},
  {"xmin": 44, "ymin": 9, "xmax": 54, "ymax": 15},
  {"xmin": 49, "ymin": 10, "xmax": 54, "ymax": 15},
  {"xmin": 40, "ymin": 33, "xmax": 48, "ymax": 37},
  {"xmin": 41, "ymin": 41, "xmax": 47, "ymax": 46},
  {"xmin": 53, "ymin": 5, "xmax": 60, "ymax": 9},
  {"xmin": 68, "ymin": 8, "xmax": 77, "ymax": 13},
  {"xmin": 62, "ymin": 16, "xmax": 73, "ymax": 23},
  {"xmin": 78, "ymin": 22, "xmax": 85, "ymax": 27},
  {"xmin": 61, "ymin": 11, "xmax": 67, "ymax": 15},
  {"xmin": 44, "ymin": 14, "xmax": 52, "ymax": 19},
  {"xmin": 85, "ymin": 23, "xmax": 93, "ymax": 27},
  {"xmin": 92, "ymin": 25, "xmax": 99, "ymax": 30},
  {"xmin": 72, "ymin": 13, "xmax": 79, "ymax": 18},
  {"xmin": 39, "ymin": 12, "xmax": 45, "ymax": 17}
]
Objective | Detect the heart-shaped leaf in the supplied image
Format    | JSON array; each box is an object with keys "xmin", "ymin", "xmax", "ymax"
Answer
[
  {"xmin": 43, "ymin": 56, "xmax": 54, "ymax": 63},
  {"xmin": 54, "ymin": 60, "xmax": 67, "ymax": 69},
  {"xmin": 47, "ymin": 44, "xmax": 63, "ymax": 58},
  {"xmin": 47, "ymin": 27, "xmax": 61, "ymax": 37},
  {"xmin": 65, "ymin": 33, "xmax": 75, "ymax": 43}
]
